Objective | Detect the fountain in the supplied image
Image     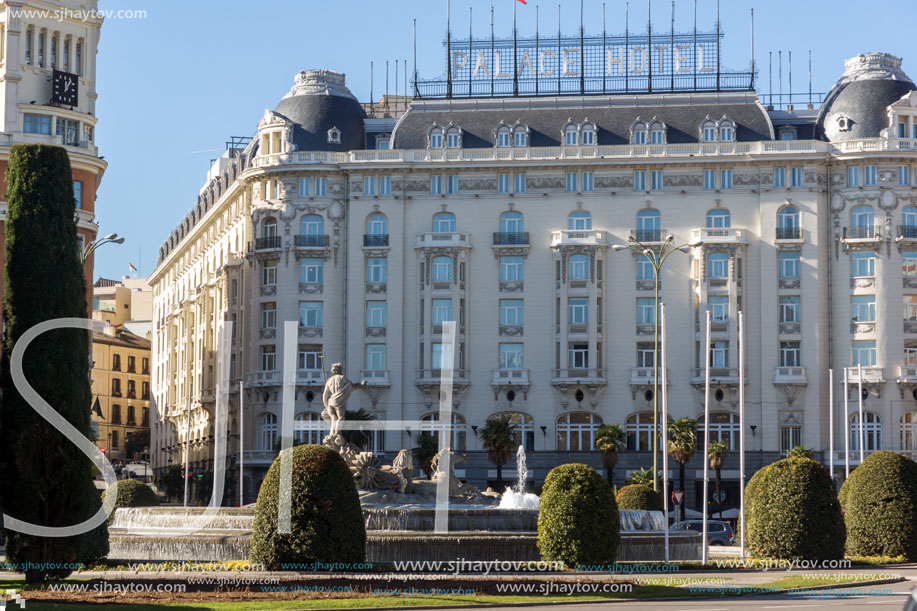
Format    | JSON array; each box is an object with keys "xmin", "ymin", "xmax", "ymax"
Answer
[{"xmin": 498, "ymin": 446, "xmax": 540, "ymax": 510}]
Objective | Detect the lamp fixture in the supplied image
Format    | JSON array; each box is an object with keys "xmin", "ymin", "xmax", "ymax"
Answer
[
  {"xmin": 471, "ymin": 425, "xmax": 478, "ymax": 435},
  {"xmin": 750, "ymin": 425, "xmax": 757, "ymax": 437},
  {"xmin": 540, "ymin": 425, "xmax": 548, "ymax": 436}
]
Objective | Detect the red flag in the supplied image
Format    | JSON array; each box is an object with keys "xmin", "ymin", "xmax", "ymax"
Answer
[{"xmin": 516, "ymin": 0, "xmax": 526, "ymax": 4}]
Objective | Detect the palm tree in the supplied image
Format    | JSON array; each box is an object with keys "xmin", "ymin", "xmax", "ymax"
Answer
[
  {"xmin": 342, "ymin": 408, "xmax": 375, "ymax": 449},
  {"xmin": 412, "ymin": 432, "xmax": 438, "ymax": 478},
  {"xmin": 595, "ymin": 424, "xmax": 626, "ymax": 485},
  {"xmin": 787, "ymin": 445, "xmax": 814, "ymax": 459},
  {"xmin": 627, "ymin": 467, "xmax": 656, "ymax": 486},
  {"xmin": 667, "ymin": 417, "xmax": 697, "ymax": 522},
  {"xmin": 478, "ymin": 416, "xmax": 518, "ymax": 488},
  {"xmin": 708, "ymin": 440, "xmax": 730, "ymax": 519}
]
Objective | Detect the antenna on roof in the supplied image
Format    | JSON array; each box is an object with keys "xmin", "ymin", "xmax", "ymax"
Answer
[
  {"xmin": 716, "ymin": 0, "xmax": 721, "ymax": 91},
  {"xmin": 779, "ymin": 50, "xmax": 783, "ymax": 108},
  {"xmin": 670, "ymin": 0, "xmax": 675, "ymax": 91},
  {"xmin": 647, "ymin": 0, "xmax": 652, "ymax": 94},
  {"xmin": 557, "ymin": 4, "xmax": 561, "ymax": 94},
  {"xmin": 692, "ymin": 0, "xmax": 696, "ymax": 91},
  {"xmin": 413, "ymin": 20, "xmax": 419, "ymax": 98},
  {"xmin": 370, "ymin": 61, "xmax": 374, "ymax": 107},
  {"xmin": 395, "ymin": 55, "xmax": 399, "ymax": 102},
  {"xmin": 385, "ymin": 60, "xmax": 390, "ymax": 114},
  {"xmin": 769, "ymin": 51, "xmax": 773, "ymax": 107},
  {"xmin": 602, "ymin": 2, "xmax": 606, "ymax": 94},
  {"xmin": 469, "ymin": 6, "xmax": 473, "ymax": 96},
  {"xmin": 750, "ymin": 8, "xmax": 755, "ymax": 90},
  {"xmin": 625, "ymin": 1, "xmax": 630, "ymax": 93},
  {"xmin": 789, "ymin": 50, "xmax": 793, "ymax": 108},
  {"xmin": 580, "ymin": 0, "xmax": 585, "ymax": 94},
  {"xmin": 536, "ymin": 3, "xmax": 541, "ymax": 95},
  {"xmin": 446, "ymin": 0, "xmax": 452, "ymax": 98},
  {"xmin": 809, "ymin": 50, "xmax": 813, "ymax": 107}
]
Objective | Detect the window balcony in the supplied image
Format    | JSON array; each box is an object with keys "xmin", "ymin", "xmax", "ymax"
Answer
[
  {"xmin": 416, "ymin": 232, "xmax": 472, "ymax": 249},
  {"xmin": 844, "ymin": 366, "xmax": 885, "ymax": 384},
  {"xmin": 690, "ymin": 228, "xmax": 748, "ymax": 245},
  {"xmin": 898, "ymin": 225, "xmax": 917, "ymax": 244},
  {"xmin": 897, "ymin": 366, "xmax": 917, "ymax": 384},
  {"xmin": 416, "ymin": 368, "xmax": 470, "ymax": 384},
  {"xmin": 551, "ymin": 368, "xmax": 607, "ymax": 383},
  {"xmin": 363, "ymin": 234, "xmax": 389, "ymax": 247},
  {"xmin": 630, "ymin": 367, "xmax": 669, "ymax": 385},
  {"xmin": 246, "ymin": 371, "xmax": 280, "ymax": 387},
  {"xmin": 361, "ymin": 369, "xmax": 391, "ymax": 386},
  {"xmin": 294, "ymin": 234, "xmax": 330, "ymax": 248},
  {"xmin": 773, "ymin": 366, "xmax": 807, "ymax": 385},
  {"xmin": 551, "ymin": 230, "xmax": 608, "ymax": 248},
  {"xmin": 775, "ymin": 227, "xmax": 802, "ymax": 241},
  {"xmin": 842, "ymin": 226, "xmax": 882, "ymax": 241},
  {"xmin": 296, "ymin": 370, "xmax": 323, "ymax": 385},
  {"xmin": 255, "ymin": 236, "xmax": 282, "ymax": 250},
  {"xmin": 491, "ymin": 368, "xmax": 530, "ymax": 399},
  {"xmin": 629, "ymin": 228, "xmax": 667, "ymax": 243},
  {"xmin": 493, "ymin": 232, "xmax": 529, "ymax": 246},
  {"xmin": 690, "ymin": 367, "xmax": 742, "ymax": 385}
]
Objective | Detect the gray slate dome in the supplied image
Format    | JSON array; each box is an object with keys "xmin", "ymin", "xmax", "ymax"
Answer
[
  {"xmin": 816, "ymin": 53, "xmax": 915, "ymax": 142},
  {"xmin": 272, "ymin": 70, "xmax": 366, "ymax": 152}
]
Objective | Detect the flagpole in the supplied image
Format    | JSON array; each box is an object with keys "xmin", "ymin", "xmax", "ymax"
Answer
[
  {"xmin": 579, "ymin": 0, "xmax": 584, "ymax": 94},
  {"xmin": 239, "ymin": 380, "xmax": 244, "ymax": 506},
  {"xmin": 535, "ymin": 3, "xmax": 539, "ymax": 95},
  {"xmin": 702, "ymin": 310, "xmax": 711, "ymax": 565},
  {"xmin": 844, "ymin": 368, "xmax": 850, "ymax": 478},
  {"xmin": 625, "ymin": 2, "xmax": 629, "ymax": 93},
  {"xmin": 469, "ymin": 6, "xmax": 473, "ymax": 96},
  {"xmin": 858, "ymin": 364, "xmax": 864, "ymax": 463},
  {"xmin": 647, "ymin": 0, "xmax": 652, "ymax": 93},
  {"xmin": 738, "ymin": 310, "xmax": 746, "ymax": 560},
  {"xmin": 446, "ymin": 0, "xmax": 452, "ymax": 99},
  {"xmin": 183, "ymin": 393, "xmax": 190, "ymax": 507},
  {"xmin": 829, "ymin": 368, "xmax": 834, "ymax": 485},
  {"xmin": 661, "ymin": 302, "xmax": 670, "ymax": 563},
  {"xmin": 602, "ymin": 3, "xmax": 606, "ymax": 94}
]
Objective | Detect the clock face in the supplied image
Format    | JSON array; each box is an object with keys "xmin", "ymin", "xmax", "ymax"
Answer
[{"xmin": 52, "ymin": 70, "xmax": 78, "ymax": 106}]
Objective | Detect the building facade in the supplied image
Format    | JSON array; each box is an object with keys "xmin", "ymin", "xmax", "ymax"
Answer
[
  {"xmin": 0, "ymin": 0, "xmax": 106, "ymax": 305},
  {"xmin": 150, "ymin": 54, "xmax": 917, "ymax": 510}
]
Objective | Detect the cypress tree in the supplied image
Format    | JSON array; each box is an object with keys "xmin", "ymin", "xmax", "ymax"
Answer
[{"xmin": 0, "ymin": 144, "xmax": 106, "ymax": 582}]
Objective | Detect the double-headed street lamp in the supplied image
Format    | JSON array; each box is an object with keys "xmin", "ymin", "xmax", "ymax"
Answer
[
  {"xmin": 613, "ymin": 232, "xmax": 690, "ymax": 491},
  {"xmin": 82, "ymin": 233, "xmax": 125, "ymax": 265}
]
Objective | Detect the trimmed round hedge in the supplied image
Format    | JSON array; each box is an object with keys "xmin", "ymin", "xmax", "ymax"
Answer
[
  {"xmin": 839, "ymin": 451, "xmax": 917, "ymax": 560},
  {"xmin": 250, "ymin": 444, "xmax": 365, "ymax": 569},
  {"xmin": 537, "ymin": 463, "xmax": 619, "ymax": 567},
  {"xmin": 616, "ymin": 484, "xmax": 662, "ymax": 511},
  {"xmin": 745, "ymin": 457, "xmax": 844, "ymax": 561},
  {"xmin": 100, "ymin": 479, "xmax": 159, "ymax": 523}
]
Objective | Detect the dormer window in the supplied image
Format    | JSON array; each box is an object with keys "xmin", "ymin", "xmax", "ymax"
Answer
[
  {"xmin": 327, "ymin": 127, "xmax": 341, "ymax": 144},
  {"xmin": 719, "ymin": 120, "xmax": 736, "ymax": 142},
  {"xmin": 429, "ymin": 126, "xmax": 444, "ymax": 148},
  {"xmin": 564, "ymin": 124, "xmax": 578, "ymax": 146},
  {"xmin": 701, "ymin": 118, "xmax": 717, "ymax": 143},
  {"xmin": 513, "ymin": 127, "xmax": 528, "ymax": 147},
  {"xmin": 446, "ymin": 127, "xmax": 462, "ymax": 149},
  {"xmin": 778, "ymin": 125, "xmax": 797, "ymax": 141},
  {"xmin": 649, "ymin": 120, "xmax": 667, "ymax": 144},
  {"xmin": 837, "ymin": 115, "xmax": 852, "ymax": 132},
  {"xmin": 581, "ymin": 123, "xmax": 596, "ymax": 145},
  {"xmin": 496, "ymin": 126, "xmax": 511, "ymax": 148}
]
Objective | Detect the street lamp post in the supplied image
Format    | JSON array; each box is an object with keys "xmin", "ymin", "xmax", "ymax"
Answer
[
  {"xmin": 613, "ymin": 233, "xmax": 689, "ymax": 491},
  {"xmin": 82, "ymin": 233, "xmax": 125, "ymax": 265}
]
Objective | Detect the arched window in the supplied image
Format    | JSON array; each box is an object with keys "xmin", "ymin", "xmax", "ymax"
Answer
[
  {"xmin": 429, "ymin": 126, "xmax": 444, "ymax": 149},
  {"xmin": 630, "ymin": 120, "xmax": 647, "ymax": 145},
  {"xmin": 433, "ymin": 212, "xmax": 456, "ymax": 233},
  {"xmin": 777, "ymin": 206, "xmax": 800, "ymax": 239},
  {"xmin": 581, "ymin": 123, "xmax": 596, "ymax": 146},
  {"xmin": 366, "ymin": 213, "xmax": 387, "ymax": 235},
  {"xmin": 262, "ymin": 218, "xmax": 278, "ymax": 238},
  {"xmin": 649, "ymin": 120, "xmax": 667, "ymax": 144},
  {"xmin": 513, "ymin": 125, "xmax": 529, "ymax": 147},
  {"xmin": 300, "ymin": 214, "xmax": 324, "ymax": 236},
  {"xmin": 850, "ymin": 411, "xmax": 882, "ymax": 452},
  {"xmin": 625, "ymin": 411, "xmax": 654, "ymax": 451},
  {"xmin": 568, "ymin": 254, "xmax": 589, "ymax": 280},
  {"xmin": 568, "ymin": 210, "xmax": 592, "ymax": 231},
  {"xmin": 421, "ymin": 412, "xmax": 467, "ymax": 450},
  {"xmin": 697, "ymin": 412, "xmax": 740, "ymax": 451},
  {"xmin": 496, "ymin": 126, "xmax": 511, "ymax": 148},
  {"xmin": 500, "ymin": 211, "xmax": 524, "ymax": 234},
  {"xmin": 706, "ymin": 208, "xmax": 731, "ymax": 229},
  {"xmin": 260, "ymin": 413, "xmax": 278, "ymax": 450},
  {"xmin": 556, "ymin": 412, "xmax": 603, "ymax": 451},
  {"xmin": 432, "ymin": 256, "xmax": 452, "ymax": 282},
  {"xmin": 636, "ymin": 209, "xmax": 661, "ymax": 242},
  {"xmin": 490, "ymin": 412, "xmax": 535, "ymax": 452},
  {"xmin": 294, "ymin": 412, "xmax": 326, "ymax": 446},
  {"xmin": 446, "ymin": 127, "xmax": 462, "ymax": 149},
  {"xmin": 901, "ymin": 412, "xmax": 917, "ymax": 452},
  {"xmin": 564, "ymin": 124, "xmax": 579, "ymax": 146},
  {"xmin": 849, "ymin": 205, "xmax": 875, "ymax": 238},
  {"xmin": 700, "ymin": 118, "xmax": 717, "ymax": 143},
  {"xmin": 719, "ymin": 117, "xmax": 736, "ymax": 142}
]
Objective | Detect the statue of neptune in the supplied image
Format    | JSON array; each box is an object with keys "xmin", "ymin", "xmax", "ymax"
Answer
[{"xmin": 321, "ymin": 362, "xmax": 366, "ymax": 447}]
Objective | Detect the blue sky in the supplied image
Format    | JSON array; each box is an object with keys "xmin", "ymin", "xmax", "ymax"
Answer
[{"xmin": 93, "ymin": 0, "xmax": 917, "ymax": 280}]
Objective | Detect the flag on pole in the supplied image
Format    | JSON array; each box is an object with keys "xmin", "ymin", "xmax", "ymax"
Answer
[
  {"xmin": 91, "ymin": 396, "xmax": 104, "ymax": 419},
  {"xmin": 128, "ymin": 262, "xmax": 138, "ymax": 271},
  {"xmin": 516, "ymin": 0, "xmax": 526, "ymax": 4}
]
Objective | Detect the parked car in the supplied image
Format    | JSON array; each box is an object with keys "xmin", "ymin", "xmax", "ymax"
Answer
[{"xmin": 671, "ymin": 520, "xmax": 735, "ymax": 546}]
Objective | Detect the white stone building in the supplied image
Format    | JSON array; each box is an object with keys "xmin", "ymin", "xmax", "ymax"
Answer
[{"xmin": 150, "ymin": 54, "xmax": 917, "ymax": 510}]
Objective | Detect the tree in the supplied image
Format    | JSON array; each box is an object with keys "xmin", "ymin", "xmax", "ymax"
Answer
[
  {"xmin": 411, "ymin": 432, "xmax": 438, "ymax": 478},
  {"xmin": 341, "ymin": 408, "xmax": 375, "ymax": 449},
  {"xmin": 595, "ymin": 423, "xmax": 625, "ymax": 485},
  {"xmin": 787, "ymin": 445, "xmax": 814, "ymax": 459},
  {"xmin": 0, "ymin": 145, "xmax": 102, "ymax": 582},
  {"xmin": 124, "ymin": 429, "xmax": 150, "ymax": 461},
  {"xmin": 626, "ymin": 467, "xmax": 656, "ymax": 486},
  {"xmin": 667, "ymin": 417, "xmax": 697, "ymax": 523},
  {"xmin": 159, "ymin": 465, "xmax": 184, "ymax": 502},
  {"xmin": 708, "ymin": 440, "xmax": 729, "ymax": 519},
  {"xmin": 478, "ymin": 415, "xmax": 517, "ymax": 488}
]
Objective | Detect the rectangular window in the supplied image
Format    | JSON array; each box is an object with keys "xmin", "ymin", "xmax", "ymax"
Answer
[
  {"xmin": 906, "ymin": 342, "xmax": 917, "ymax": 366},
  {"xmin": 708, "ymin": 254, "xmax": 729, "ymax": 278},
  {"xmin": 380, "ymin": 175, "xmax": 391, "ymax": 195},
  {"xmin": 432, "ymin": 299, "xmax": 453, "ymax": 325},
  {"xmin": 446, "ymin": 132, "xmax": 461, "ymax": 148},
  {"xmin": 634, "ymin": 170, "xmax": 646, "ymax": 191},
  {"xmin": 568, "ymin": 343, "xmax": 589, "ymax": 369},
  {"xmin": 364, "ymin": 176, "xmax": 375, "ymax": 196},
  {"xmin": 261, "ymin": 346, "xmax": 276, "ymax": 371},
  {"xmin": 24, "ymin": 114, "xmax": 51, "ymax": 135},
  {"xmin": 582, "ymin": 171, "xmax": 594, "ymax": 192},
  {"xmin": 780, "ymin": 296, "xmax": 801, "ymax": 323},
  {"xmin": 299, "ymin": 177, "xmax": 310, "ymax": 196},
  {"xmin": 905, "ymin": 296, "xmax": 917, "ymax": 321},
  {"xmin": 38, "ymin": 30, "xmax": 44, "ymax": 67},
  {"xmin": 780, "ymin": 426, "xmax": 802, "ymax": 454},
  {"xmin": 791, "ymin": 167, "xmax": 804, "ymax": 187},
  {"xmin": 633, "ymin": 131, "xmax": 646, "ymax": 145},
  {"xmin": 500, "ymin": 256, "xmax": 523, "ymax": 282},
  {"xmin": 865, "ymin": 165, "xmax": 877, "ymax": 186},
  {"xmin": 721, "ymin": 169, "xmax": 733, "ymax": 189},
  {"xmin": 709, "ymin": 296, "xmax": 729, "ymax": 323},
  {"xmin": 901, "ymin": 166, "xmax": 912, "ymax": 186},
  {"xmin": 260, "ymin": 302, "xmax": 276, "ymax": 329},
  {"xmin": 430, "ymin": 133, "xmax": 443, "ymax": 148},
  {"xmin": 651, "ymin": 170, "xmax": 663, "ymax": 191},
  {"xmin": 514, "ymin": 131, "xmax": 527, "ymax": 147},
  {"xmin": 299, "ymin": 302, "xmax": 323, "ymax": 327},
  {"xmin": 447, "ymin": 175, "xmax": 459, "ymax": 195},
  {"xmin": 500, "ymin": 300, "xmax": 524, "ymax": 326},
  {"xmin": 703, "ymin": 127, "xmax": 716, "ymax": 142},
  {"xmin": 111, "ymin": 430, "xmax": 119, "ymax": 450},
  {"xmin": 366, "ymin": 301, "xmax": 386, "ymax": 327},
  {"xmin": 73, "ymin": 181, "xmax": 82, "ymax": 209},
  {"xmin": 852, "ymin": 340, "xmax": 876, "ymax": 366},
  {"xmin": 774, "ymin": 167, "xmax": 786, "ymax": 188},
  {"xmin": 367, "ymin": 257, "xmax": 387, "ymax": 282},
  {"xmin": 568, "ymin": 298, "xmax": 588, "ymax": 324},
  {"xmin": 566, "ymin": 172, "xmax": 577, "ymax": 193},
  {"xmin": 497, "ymin": 131, "xmax": 510, "ymax": 147},
  {"xmin": 637, "ymin": 255, "xmax": 656, "ymax": 280},
  {"xmin": 75, "ymin": 41, "xmax": 82, "ymax": 75},
  {"xmin": 904, "ymin": 251, "xmax": 917, "ymax": 277},
  {"xmin": 432, "ymin": 342, "xmax": 454, "ymax": 369},
  {"xmin": 314, "ymin": 177, "xmax": 326, "ymax": 196},
  {"xmin": 262, "ymin": 261, "xmax": 277, "ymax": 286},
  {"xmin": 848, "ymin": 166, "xmax": 860, "ymax": 187},
  {"xmin": 704, "ymin": 169, "xmax": 716, "ymax": 190},
  {"xmin": 710, "ymin": 341, "xmax": 728, "ymax": 367},
  {"xmin": 851, "ymin": 252, "xmax": 875, "ymax": 278},
  {"xmin": 24, "ymin": 27, "xmax": 31, "ymax": 64},
  {"xmin": 298, "ymin": 345, "xmax": 322, "ymax": 370},
  {"xmin": 498, "ymin": 173, "xmax": 510, "ymax": 194},
  {"xmin": 900, "ymin": 122, "xmax": 908, "ymax": 138},
  {"xmin": 637, "ymin": 298, "xmax": 656, "ymax": 325},
  {"xmin": 637, "ymin": 343, "xmax": 655, "ymax": 368},
  {"xmin": 499, "ymin": 343, "xmax": 524, "ymax": 369},
  {"xmin": 514, "ymin": 173, "xmax": 526, "ymax": 193},
  {"xmin": 366, "ymin": 344, "xmax": 386, "ymax": 370},
  {"xmin": 431, "ymin": 175, "xmax": 442, "ymax": 195},
  {"xmin": 300, "ymin": 258, "xmax": 323, "ymax": 284},
  {"xmin": 779, "ymin": 251, "xmax": 800, "ymax": 279},
  {"xmin": 851, "ymin": 295, "xmax": 876, "ymax": 322},
  {"xmin": 780, "ymin": 341, "xmax": 801, "ymax": 367}
]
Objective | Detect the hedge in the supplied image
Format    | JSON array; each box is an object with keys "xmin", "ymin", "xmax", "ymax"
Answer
[
  {"xmin": 101, "ymin": 479, "xmax": 159, "ymax": 524},
  {"xmin": 616, "ymin": 484, "xmax": 663, "ymax": 511}
]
